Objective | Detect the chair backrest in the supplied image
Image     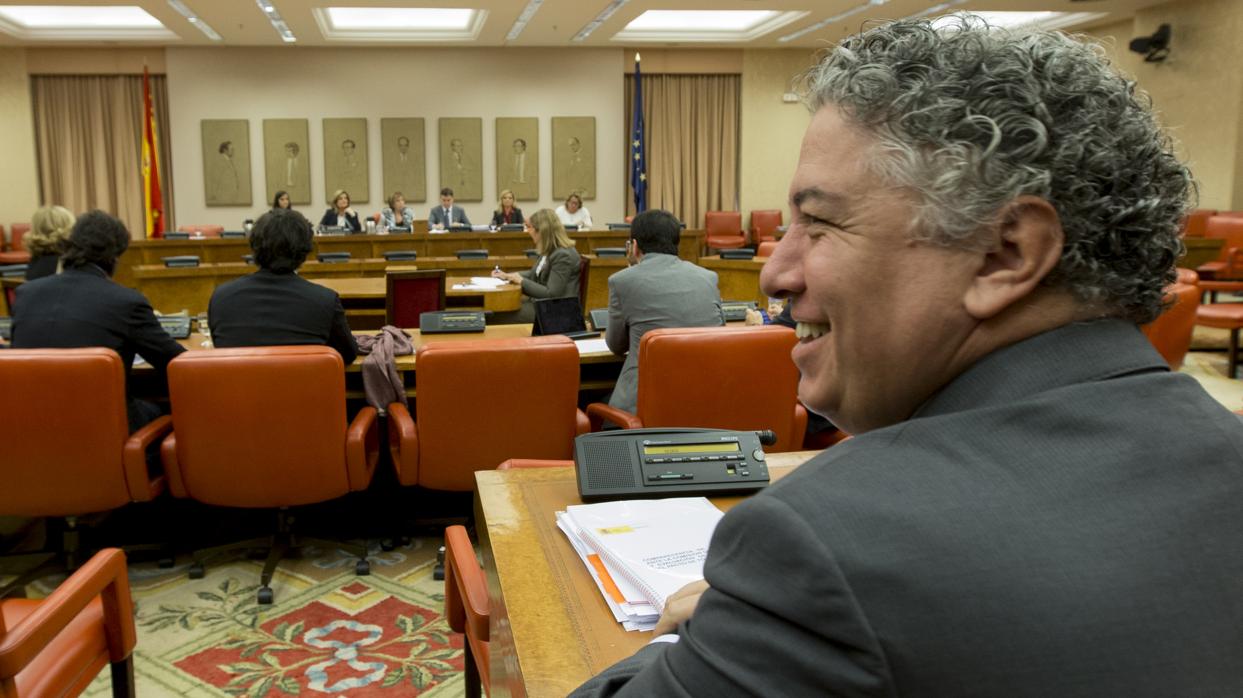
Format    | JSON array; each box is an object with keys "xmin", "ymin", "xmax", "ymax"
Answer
[
  {"xmin": 9, "ymin": 223, "xmax": 29, "ymax": 252},
  {"xmin": 636, "ymin": 326, "xmax": 805, "ymax": 452},
  {"xmin": 1140, "ymin": 282, "xmax": 1200, "ymax": 371},
  {"xmin": 414, "ymin": 336, "xmax": 581, "ymax": 490},
  {"xmin": 1175, "ymin": 267, "xmax": 1199, "ymax": 285},
  {"xmin": 0, "ymin": 348, "xmax": 135, "ymax": 516},
  {"xmin": 1182, "ymin": 209, "xmax": 1217, "ymax": 237},
  {"xmin": 386, "ymin": 269, "xmax": 446, "ymax": 328},
  {"xmin": 578, "ymin": 256, "xmax": 590, "ymax": 309},
  {"xmin": 704, "ymin": 211, "xmax": 742, "ymax": 237},
  {"xmin": 749, "ymin": 210, "xmax": 782, "ymax": 239},
  {"xmin": 757, "ymin": 241, "xmax": 779, "ymax": 257},
  {"xmin": 1204, "ymin": 216, "xmax": 1243, "ymax": 262},
  {"xmin": 165, "ymin": 346, "xmax": 354, "ymax": 507}
]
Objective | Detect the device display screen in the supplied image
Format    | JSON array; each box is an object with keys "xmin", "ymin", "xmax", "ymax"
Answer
[{"xmin": 643, "ymin": 442, "xmax": 740, "ymax": 455}]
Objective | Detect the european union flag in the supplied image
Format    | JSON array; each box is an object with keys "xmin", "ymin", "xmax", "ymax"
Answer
[{"xmin": 631, "ymin": 54, "xmax": 647, "ymax": 214}]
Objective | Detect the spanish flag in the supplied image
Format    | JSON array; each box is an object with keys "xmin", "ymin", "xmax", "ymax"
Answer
[{"xmin": 141, "ymin": 66, "xmax": 164, "ymax": 239}]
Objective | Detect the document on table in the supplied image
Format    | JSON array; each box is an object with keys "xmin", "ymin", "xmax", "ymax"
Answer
[
  {"xmin": 574, "ymin": 338, "xmax": 611, "ymax": 355},
  {"xmin": 452, "ymin": 276, "xmax": 508, "ymax": 291},
  {"xmin": 557, "ymin": 497, "xmax": 724, "ymax": 631}
]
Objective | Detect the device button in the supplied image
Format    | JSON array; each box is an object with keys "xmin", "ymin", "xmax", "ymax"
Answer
[
  {"xmin": 650, "ymin": 458, "xmax": 666, "ymax": 464},
  {"xmin": 687, "ymin": 457, "xmax": 703, "ymax": 462},
  {"xmin": 707, "ymin": 456, "xmax": 721, "ymax": 461},
  {"xmin": 670, "ymin": 457, "xmax": 685, "ymax": 463},
  {"xmin": 681, "ymin": 474, "xmax": 694, "ymax": 480},
  {"xmin": 740, "ymin": 470, "xmax": 750, "ymax": 477},
  {"xmin": 752, "ymin": 449, "xmax": 766, "ymax": 461},
  {"xmin": 659, "ymin": 473, "xmax": 683, "ymax": 480}
]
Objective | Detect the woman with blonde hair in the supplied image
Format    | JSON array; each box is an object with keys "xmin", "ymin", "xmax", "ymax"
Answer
[
  {"xmin": 491, "ymin": 208, "xmax": 581, "ymax": 323},
  {"xmin": 490, "ymin": 189, "xmax": 524, "ymax": 228},
  {"xmin": 24, "ymin": 205, "xmax": 74, "ymax": 279},
  {"xmin": 318, "ymin": 189, "xmax": 361, "ymax": 233}
]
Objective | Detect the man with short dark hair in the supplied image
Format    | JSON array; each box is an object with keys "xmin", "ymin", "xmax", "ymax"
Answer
[
  {"xmin": 428, "ymin": 187, "xmax": 470, "ymax": 230},
  {"xmin": 574, "ymin": 17, "xmax": 1243, "ymax": 697},
  {"xmin": 208, "ymin": 208, "xmax": 357, "ymax": 364},
  {"xmin": 11, "ymin": 210, "xmax": 185, "ymax": 431},
  {"xmin": 605, "ymin": 209, "xmax": 723, "ymax": 414}
]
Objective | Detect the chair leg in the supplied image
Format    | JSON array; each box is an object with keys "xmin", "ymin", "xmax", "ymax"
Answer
[
  {"xmin": 464, "ymin": 643, "xmax": 482, "ymax": 698},
  {"xmin": 1229, "ymin": 329, "xmax": 1239, "ymax": 379},
  {"xmin": 110, "ymin": 656, "xmax": 136, "ymax": 698}
]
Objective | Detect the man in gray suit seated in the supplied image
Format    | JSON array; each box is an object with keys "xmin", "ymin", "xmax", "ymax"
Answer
[
  {"xmin": 574, "ymin": 17, "xmax": 1243, "ymax": 697},
  {"xmin": 605, "ymin": 209, "xmax": 723, "ymax": 414},
  {"xmin": 427, "ymin": 187, "xmax": 471, "ymax": 230}
]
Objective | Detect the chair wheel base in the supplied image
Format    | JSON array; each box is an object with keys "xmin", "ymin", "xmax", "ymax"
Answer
[
  {"xmin": 257, "ymin": 586, "xmax": 274, "ymax": 605},
  {"xmin": 433, "ymin": 562, "xmax": 444, "ymax": 581},
  {"xmin": 188, "ymin": 563, "xmax": 205, "ymax": 580},
  {"xmin": 355, "ymin": 560, "xmax": 371, "ymax": 576},
  {"xmin": 158, "ymin": 557, "xmax": 175, "ymax": 569},
  {"xmin": 380, "ymin": 539, "xmax": 396, "ymax": 552}
]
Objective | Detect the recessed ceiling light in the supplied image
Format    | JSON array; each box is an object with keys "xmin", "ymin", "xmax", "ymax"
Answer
[
  {"xmin": 572, "ymin": 0, "xmax": 630, "ymax": 42},
  {"xmin": 167, "ymin": 0, "xmax": 222, "ymax": 41},
  {"xmin": 0, "ymin": 5, "xmax": 177, "ymax": 40},
  {"xmin": 254, "ymin": 0, "xmax": 296, "ymax": 42},
  {"xmin": 626, "ymin": 10, "xmax": 776, "ymax": 32},
  {"xmin": 615, "ymin": 9, "xmax": 808, "ymax": 43},
  {"xmin": 324, "ymin": 8, "xmax": 474, "ymax": 30},
  {"xmin": 778, "ymin": 0, "xmax": 889, "ymax": 43},
  {"xmin": 314, "ymin": 6, "xmax": 487, "ymax": 42},
  {"xmin": 506, "ymin": 0, "xmax": 544, "ymax": 42}
]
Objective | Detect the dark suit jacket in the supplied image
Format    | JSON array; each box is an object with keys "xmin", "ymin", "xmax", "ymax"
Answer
[
  {"xmin": 511, "ymin": 245, "xmax": 581, "ymax": 323},
  {"xmin": 428, "ymin": 205, "xmax": 471, "ymax": 228},
  {"xmin": 490, "ymin": 208, "xmax": 524, "ymax": 227},
  {"xmin": 208, "ymin": 268, "xmax": 358, "ymax": 364},
  {"xmin": 318, "ymin": 209, "xmax": 362, "ymax": 233},
  {"xmin": 575, "ymin": 320, "xmax": 1243, "ymax": 697},
  {"xmin": 11, "ymin": 265, "xmax": 186, "ymax": 428},
  {"xmin": 25, "ymin": 253, "xmax": 58, "ymax": 281}
]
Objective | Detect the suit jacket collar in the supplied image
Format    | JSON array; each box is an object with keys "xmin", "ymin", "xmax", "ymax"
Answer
[{"xmin": 913, "ymin": 319, "xmax": 1167, "ymax": 419}]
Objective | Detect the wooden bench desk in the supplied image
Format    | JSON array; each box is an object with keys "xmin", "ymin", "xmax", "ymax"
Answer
[
  {"xmin": 473, "ymin": 452, "xmax": 818, "ymax": 697},
  {"xmin": 310, "ymin": 275, "xmax": 524, "ymax": 314}
]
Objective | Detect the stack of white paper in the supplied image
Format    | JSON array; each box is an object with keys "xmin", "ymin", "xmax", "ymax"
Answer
[
  {"xmin": 556, "ymin": 497, "xmax": 723, "ymax": 632},
  {"xmin": 452, "ymin": 276, "xmax": 509, "ymax": 291}
]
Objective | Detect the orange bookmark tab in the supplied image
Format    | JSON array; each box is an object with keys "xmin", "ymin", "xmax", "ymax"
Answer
[{"xmin": 587, "ymin": 553, "xmax": 627, "ymax": 604}]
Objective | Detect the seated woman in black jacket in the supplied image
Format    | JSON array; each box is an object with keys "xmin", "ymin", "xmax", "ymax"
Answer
[
  {"xmin": 23, "ymin": 205, "xmax": 74, "ymax": 280},
  {"xmin": 209, "ymin": 208, "xmax": 358, "ymax": 364},
  {"xmin": 490, "ymin": 189, "xmax": 524, "ymax": 228},
  {"xmin": 319, "ymin": 189, "xmax": 361, "ymax": 233}
]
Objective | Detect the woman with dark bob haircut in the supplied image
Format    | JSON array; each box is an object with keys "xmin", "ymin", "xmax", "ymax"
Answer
[{"xmin": 207, "ymin": 208, "xmax": 358, "ymax": 363}]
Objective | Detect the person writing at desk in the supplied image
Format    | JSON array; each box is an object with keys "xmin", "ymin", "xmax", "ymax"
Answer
[
  {"xmin": 573, "ymin": 17, "xmax": 1243, "ymax": 697},
  {"xmin": 381, "ymin": 191, "xmax": 415, "ymax": 232},
  {"xmin": 208, "ymin": 208, "xmax": 357, "ymax": 364},
  {"xmin": 319, "ymin": 189, "xmax": 361, "ymax": 233},
  {"xmin": 555, "ymin": 192, "xmax": 592, "ymax": 230},
  {"xmin": 490, "ymin": 189, "xmax": 524, "ymax": 228},
  {"xmin": 428, "ymin": 187, "xmax": 470, "ymax": 230},
  {"xmin": 491, "ymin": 208, "xmax": 581, "ymax": 323},
  {"xmin": 10, "ymin": 210, "xmax": 185, "ymax": 431}
]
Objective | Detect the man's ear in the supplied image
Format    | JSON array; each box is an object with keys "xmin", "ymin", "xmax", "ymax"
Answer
[{"xmin": 963, "ymin": 196, "xmax": 1065, "ymax": 320}]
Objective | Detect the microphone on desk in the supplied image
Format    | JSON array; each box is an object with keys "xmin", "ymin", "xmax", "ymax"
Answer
[{"xmin": 755, "ymin": 430, "xmax": 777, "ymax": 446}]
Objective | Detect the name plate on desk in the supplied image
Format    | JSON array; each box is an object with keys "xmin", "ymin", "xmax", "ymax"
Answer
[
  {"xmin": 162, "ymin": 255, "xmax": 201, "ymax": 268},
  {"xmin": 317, "ymin": 252, "xmax": 352, "ymax": 263},
  {"xmin": 575, "ymin": 428, "xmax": 770, "ymax": 501},
  {"xmin": 420, "ymin": 311, "xmax": 485, "ymax": 333}
]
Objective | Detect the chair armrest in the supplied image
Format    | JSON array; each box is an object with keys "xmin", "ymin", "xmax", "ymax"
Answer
[
  {"xmin": 159, "ymin": 432, "xmax": 189, "ymax": 498},
  {"xmin": 387, "ymin": 402, "xmax": 419, "ymax": 486},
  {"xmin": 0, "ymin": 549, "xmax": 135, "ymax": 678},
  {"xmin": 444, "ymin": 526, "xmax": 489, "ymax": 642},
  {"xmin": 1227, "ymin": 246, "xmax": 1243, "ymax": 276},
  {"xmin": 122, "ymin": 415, "xmax": 172, "ymax": 502},
  {"xmin": 575, "ymin": 409, "xmax": 590, "ymax": 436},
  {"xmin": 345, "ymin": 406, "xmax": 379, "ymax": 492},
  {"xmin": 788, "ymin": 404, "xmax": 809, "ymax": 452},
  {"xmin": 585, "ymin": 402, "xmax": 643, "ymax": 431}
]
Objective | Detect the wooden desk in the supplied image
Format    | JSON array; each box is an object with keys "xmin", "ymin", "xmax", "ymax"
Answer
[
  {"xmin": 475, "ymin": 451, "xmax": 818, "ymax": 697},
  {"xmin": 698, "ymin": 255, "xmax": 768, "ymax": 306},
  {"xmin": 309, "ymin": 275, "xmax": 523, "ymax": 314}
]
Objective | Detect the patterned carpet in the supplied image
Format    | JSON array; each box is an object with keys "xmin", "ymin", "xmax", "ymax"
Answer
[{"xmin": 26, "ymin": 538, "xmax": 467, "ymax": 697}]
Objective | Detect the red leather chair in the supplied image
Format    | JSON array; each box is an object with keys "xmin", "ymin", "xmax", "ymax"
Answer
[
  {"xmin": 175, "ymin": 225, "xmax": 224, "ymax": 239},
  {"xmin": 388, "ymin": 336, "xmax": 589, "ymax": 492},
  {"xmin": 1181, "ymin": 209, "xmax": 1216, "ymax": 238},
  {"xmin": 586, "ymin": 326, "xmax": 808, "ymax": 452},
  {"xmin": 1140, "ymin": 282, "xmax": 1200, "ymax": 371},
  {"xmin": 0, "ymin": 349, "xmax": 169, "ymax": 596},
  {"xmin": 757, "ymin": 241, "xmax": 779, "ymax": 258},
  {"xmin": 750, "ymin": 210, "xmax": 782, "ymax": 247},
  {"xmin": 162, "ymin": 346, "xmax": 379, "ymax": 604},
  {"xmin": 1195, "ymin": 304, "xmax": 1243, "ymax": 379},
  {"xmin": 444, "ymin": 525, "xmax": 489, "ymax": 698},
  {"xmin": 386, "ymin": 269, "xmax": 446, "ymax": 328},
  {"xmin": 705, "ymin": 211, "xmax": 745, "ymax": 252},
  {"xmin": 1196, "ymin": 216, "xmax": 1243, "ymax": 282},
  {"xmin": 0, "ymin": 224, "xmax": 31, "ymax": 265},
  {"xmin": 0, "ymin": 549, "xmax": 136, "ymax": 697}
]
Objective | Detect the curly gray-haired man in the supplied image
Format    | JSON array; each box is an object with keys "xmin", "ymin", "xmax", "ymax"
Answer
[{"xmin": 572, "ymin": 17, "xmax": 1242, "ymax": 698}]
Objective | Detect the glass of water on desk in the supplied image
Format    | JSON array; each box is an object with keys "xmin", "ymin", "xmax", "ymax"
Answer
[{"xmin": 196, "ymin": 312, "xmax": 212, "ymax": 348}]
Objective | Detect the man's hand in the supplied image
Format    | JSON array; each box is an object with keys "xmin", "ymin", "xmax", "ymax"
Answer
[
  {"xmin": 653, "ymin": 579, "xmax": 710, "ymax": 636},
  {"xmin": 743, "ymin": 308, "xmax": 764, "ymax": 326}
]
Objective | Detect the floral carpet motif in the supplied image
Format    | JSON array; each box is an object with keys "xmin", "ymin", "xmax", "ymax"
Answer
[{"xmin": 68, "ymin": 538, "xmax": 466, "ymax": 697}]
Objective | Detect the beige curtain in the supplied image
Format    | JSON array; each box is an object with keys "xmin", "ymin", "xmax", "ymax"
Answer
[
  {"xmin": 30, "ymin": 74, "xmax": 175, "ymax": 237},
  {"xmin": 624, "ymin": 74, "xmax": 740, "ymax": 228}
]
